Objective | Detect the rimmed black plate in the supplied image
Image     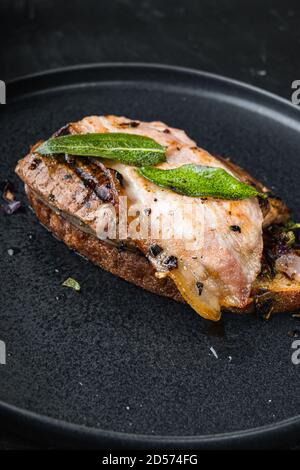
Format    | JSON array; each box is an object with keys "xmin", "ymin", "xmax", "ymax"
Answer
[{"xmin": 1, "ymin": 64, "xmax": 300, "ymax": 449}]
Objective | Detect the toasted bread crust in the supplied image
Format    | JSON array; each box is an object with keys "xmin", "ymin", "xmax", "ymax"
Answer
[{"xmin": 26, "ymin": 187, "xmax": 300, "ymax": 316}]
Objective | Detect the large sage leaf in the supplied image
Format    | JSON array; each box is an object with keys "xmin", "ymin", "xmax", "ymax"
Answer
[{"xmin": 36, "ymin": 133, "xmax": 166, "ymax": 167}]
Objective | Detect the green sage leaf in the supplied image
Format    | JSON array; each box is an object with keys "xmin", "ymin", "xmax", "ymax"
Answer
[
  {"xmin": 62, "ymin": 277, "xmax": 81, "ymax": 292},
  {"xmin": 36, "ymin": 133, "xmax": 166, "ymax": 167},
  {"xmin": 138, "ymin": 164, "xmax": 266, "ymax": 200}
]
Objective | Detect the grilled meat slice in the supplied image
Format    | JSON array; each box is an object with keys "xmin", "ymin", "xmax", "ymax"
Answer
[
  {"xmin": 15, "ymin": 115, "xmax": 300, "ymax": 320},
  {"xmin": 16, "ymin": 149, "xmax": 121, "ymax": 236}
]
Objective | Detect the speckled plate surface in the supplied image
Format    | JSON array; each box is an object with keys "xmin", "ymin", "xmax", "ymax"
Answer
[{"xmin": 0, "ymin": 64, "xmax": 300, "ymax": 449}]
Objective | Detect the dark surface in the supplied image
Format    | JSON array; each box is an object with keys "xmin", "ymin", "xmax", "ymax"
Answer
[
  {"xmin": 0, "ymin": 65, "xmax": 300, "ymax": 450},
  {"xmin": 1, "ymin": 0, "xmax": 300, "ymax": 100},
  {"xmin": 0, "ymin": 0, "xmax": 300, "ymax": 450}
]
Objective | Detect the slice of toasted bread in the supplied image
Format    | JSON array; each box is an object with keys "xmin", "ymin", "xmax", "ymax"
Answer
[{"xmin": 26, "ymin": 186, "xmax": 300, "ymax": 318}]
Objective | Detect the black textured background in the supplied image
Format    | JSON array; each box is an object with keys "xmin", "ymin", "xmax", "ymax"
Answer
[{"xmin": 0, "ymin": 0, "xmax": 300, "ymax": 450}]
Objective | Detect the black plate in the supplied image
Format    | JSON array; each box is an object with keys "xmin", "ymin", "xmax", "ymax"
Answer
[{"xmin": 1, "ymin": 64, "xmax": 300, "ymax": 449}]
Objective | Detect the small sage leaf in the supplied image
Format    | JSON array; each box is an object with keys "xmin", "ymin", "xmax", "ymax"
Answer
[
  {"xmin": 62, "ymin": 277, "xmax": 81, "ymax": 292},
  {"xmin": 138, "ymin": 164, "xmax": 266, "ymax": 200}
]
